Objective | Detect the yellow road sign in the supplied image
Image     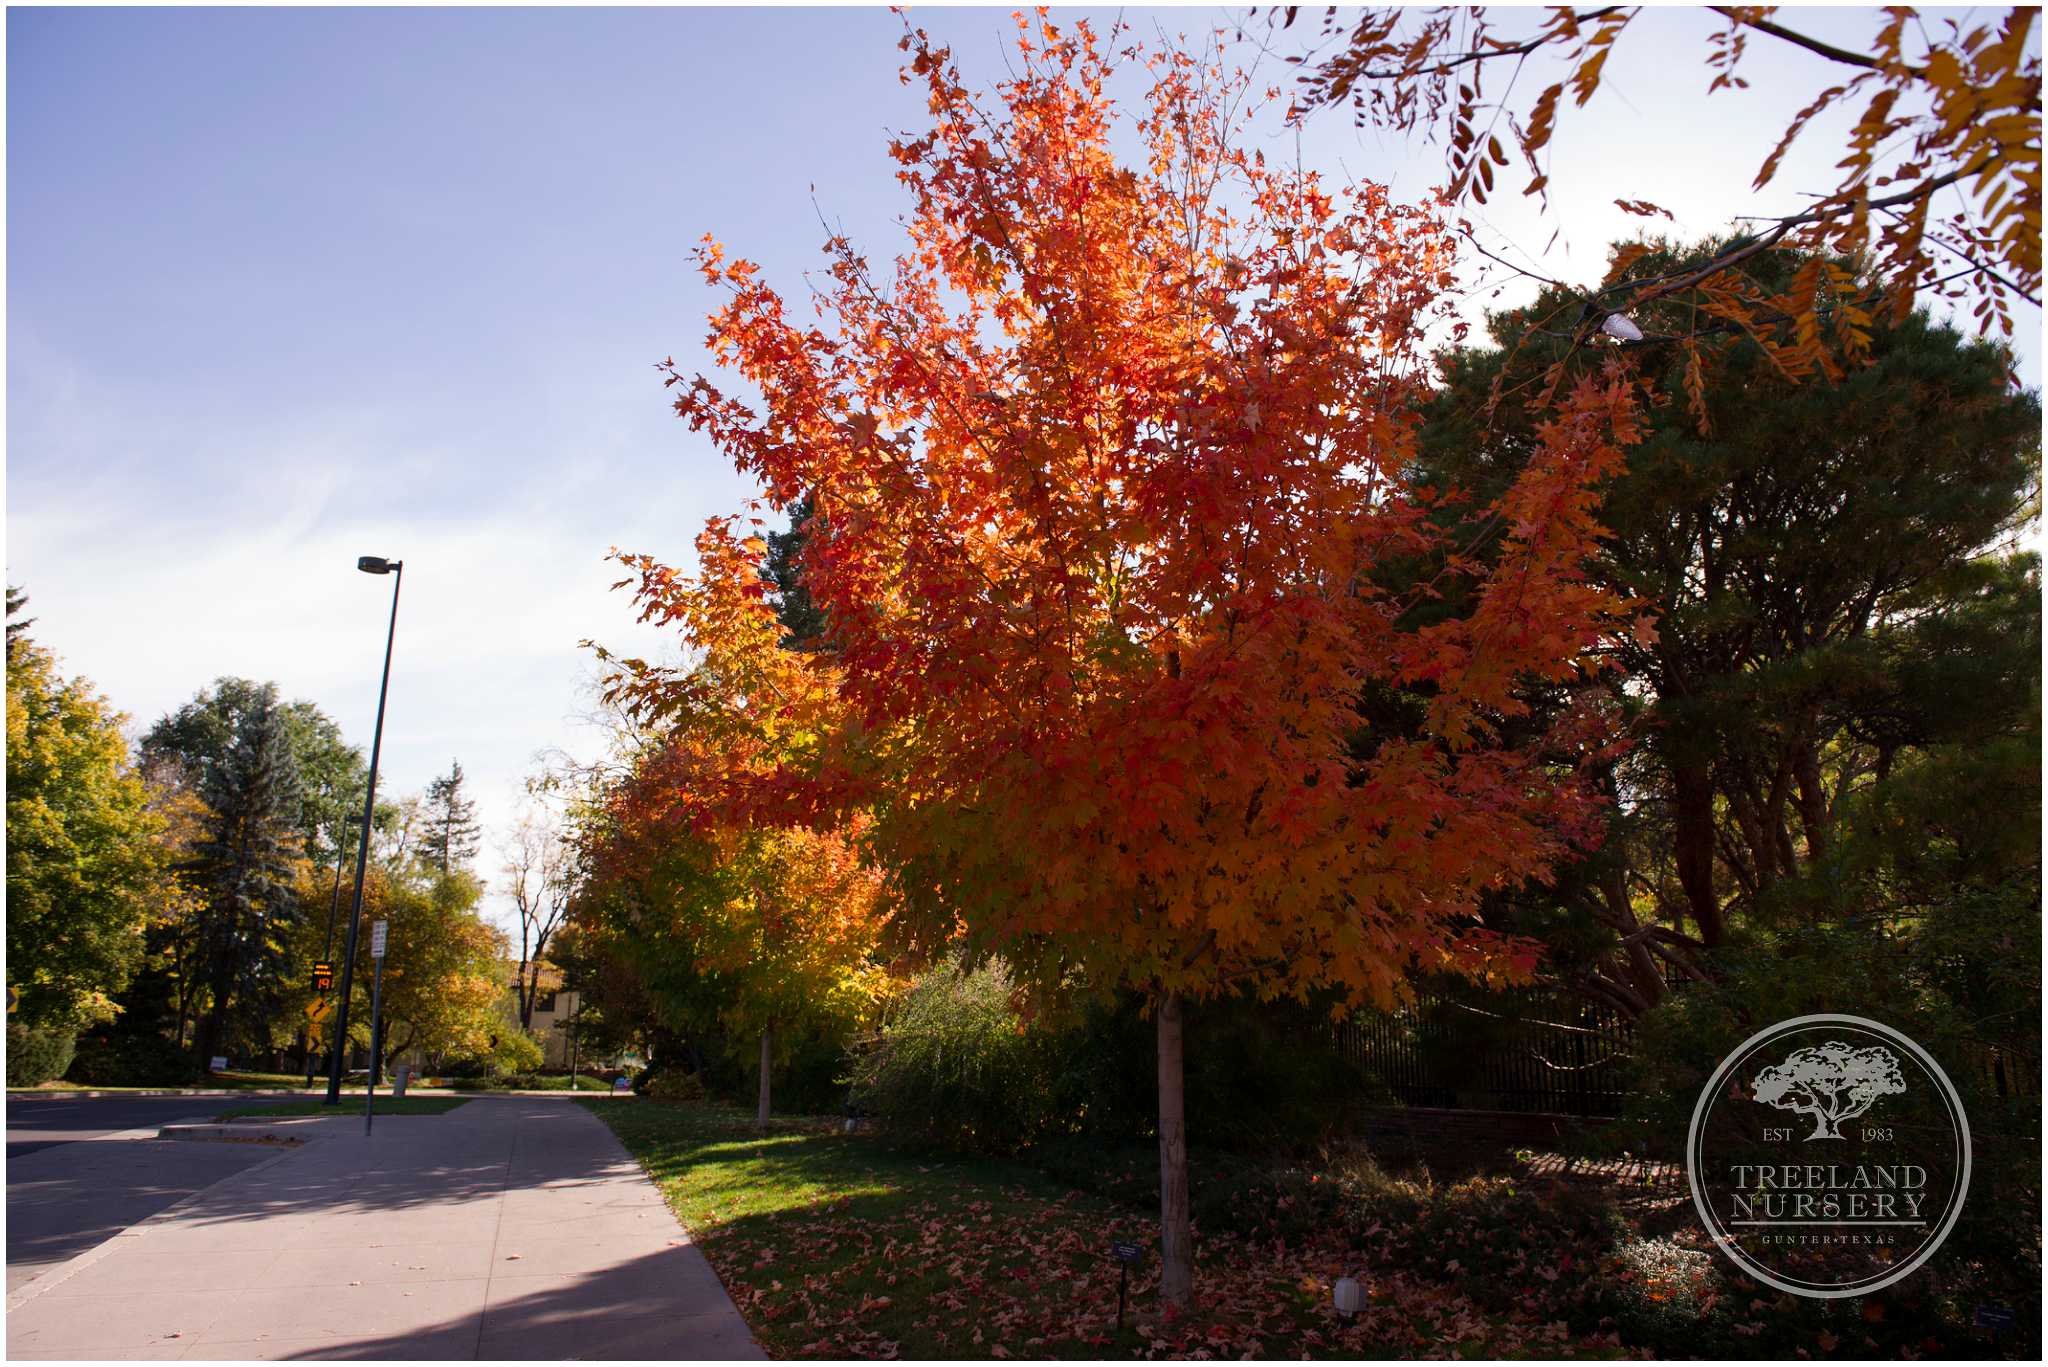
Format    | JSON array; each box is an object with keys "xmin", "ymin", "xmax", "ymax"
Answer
[{"xmin": 307, "ymin": 997, "xmax": 334, "ymax": 1025}]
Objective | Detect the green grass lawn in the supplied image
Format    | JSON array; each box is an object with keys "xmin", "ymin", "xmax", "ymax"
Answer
[
  {"xmin": 437, "ymin": 1073, "xmax": 616, "ymax": 1092},
  {"xmin": 587, "ymin": 1099, "xmax": 1581, "ymax": 1360},
  {"xmin": 220, "ymin": 1097, "xmax": 471, "ymax": 1119},
  {"xmin": 209, "ymin": 1071, "xmax": 314, "ymax": 1089},
  {"xmin": 14, "ymin": 1071, "xmax": 316, "ymax": 1093}
]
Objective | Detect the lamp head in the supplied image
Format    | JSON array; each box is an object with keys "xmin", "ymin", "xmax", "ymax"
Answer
[{"xmin": 357, "ymin": 556, "xmax": 400, "ymax": 575}]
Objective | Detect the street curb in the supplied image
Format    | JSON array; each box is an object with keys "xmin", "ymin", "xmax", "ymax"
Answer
[
  {"xmin": 6, "ymin": 1087, "xmax": 307, "ymax": 1100},
  {"xmin": 10, "ymin": 1087, "xmax": 625, "ymax": 1100},
  {"xmin": 157, "ymin": 1122, "xmax": 315, "ymax": 1143},
  {"xmin": 3, "ymin": 1138, "xmax": 312, "ymax": 1312}
]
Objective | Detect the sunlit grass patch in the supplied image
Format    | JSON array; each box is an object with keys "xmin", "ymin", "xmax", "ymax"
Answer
[
  {"xmin": 587, "ymin": 1099, "xmax": 1606, "ymax": 1360},
  {"xmin": 220, "ymin": 1097, "xmax": 470, "ymax": 1119}
]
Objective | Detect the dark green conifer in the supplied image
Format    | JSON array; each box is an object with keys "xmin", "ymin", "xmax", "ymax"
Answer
[
  {"xmin": 189, "ymin": 698, "xmax": 303, "ymax": 1069},
  {"xmin": 420, "ymin": 759, "xmax": 482, "ymax": 876}
]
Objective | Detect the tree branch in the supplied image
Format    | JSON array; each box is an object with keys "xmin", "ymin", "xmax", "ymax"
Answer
[{"xmin": 1707, "ymin": 7, "xmax": 1916, "ymax": 76}]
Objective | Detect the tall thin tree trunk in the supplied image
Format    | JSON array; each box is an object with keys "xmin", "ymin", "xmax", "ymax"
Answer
[
  {"xmin": 756, "ymin": 1024, "xmax": 773, "ymax": 1127},
  {"xmin": 1791, "ymin": 732, "xmax": 1830, "ymax": 863},
  {"xmin": 195, "ymin": 956, "xmax": 234, "ymax": 1071},
  {"xmin": 1671, "ymin": 763, "xmax": 1724, "ymax": 947},
  {"xmin": 1156, "ymin": 992, "xmax": 1192, "ymax": 1311}
]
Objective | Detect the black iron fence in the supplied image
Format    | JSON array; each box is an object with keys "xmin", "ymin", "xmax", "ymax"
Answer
[
  {"xmin": 1335, "ymin": 990, "xmax": 1635, "ymax": 1117},
  {"xmin": 1337, "ymin": 991, "xmax": 2039, "ymax": 1120}
]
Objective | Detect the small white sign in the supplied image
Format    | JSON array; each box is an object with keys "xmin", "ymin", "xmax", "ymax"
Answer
[
  {"xmin": 209, "ymin": 1056, "xmax": 228, "ymax": 1073},
  {"xmin": 370, "ymin": 920, "xmax": 388, "ymax": 958}
]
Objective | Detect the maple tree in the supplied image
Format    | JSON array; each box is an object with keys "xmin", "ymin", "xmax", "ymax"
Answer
[
  {"xmin": 1286, "ymin": 6, "xmax": 2041, "ymax": 402},
  {"xmin": 590, "ymin": 520, "xmax": 891, "ymax": 1124},
  {"xmin": 615, "ymin": 17, "xmax": 1634, "ymax": 1306},
  {"xmin": 581, "ymin": 781, "xmax": 890, "ymax": 1124},
  {"xmin": 301, "ymin": 863, "xmax": 506, "ymax": 1073},
  {"xmin": 6, "ymin": 613, "xmax": 169, "ymax": 1036}
]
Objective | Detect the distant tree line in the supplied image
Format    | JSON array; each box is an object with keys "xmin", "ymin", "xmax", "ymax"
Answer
[{"xmin": 5, "ymin": 600, "xmax": 529, "ymax": 1087}]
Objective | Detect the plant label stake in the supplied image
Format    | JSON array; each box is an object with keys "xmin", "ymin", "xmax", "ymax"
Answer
[
  {"xmin": 365, "ymin": 920, "xmax": 388, "ymax": 1137},
  {"xmin": 1111, "ymin": 1241, "xmax": 1146, "ymax": 1330},
  {"xmin": 1975, "ymin": 1304, "xmax": 2015, "ymax": 1346}
]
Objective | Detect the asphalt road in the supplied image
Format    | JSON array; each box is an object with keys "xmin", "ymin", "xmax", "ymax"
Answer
[
  {"xmin": 7, "ymin": 1094, "xmax": 252, "ymax": 1158},
  {"xmin": 6, "ymin": 1094, "xmax": 291, "ymax": 1294}
]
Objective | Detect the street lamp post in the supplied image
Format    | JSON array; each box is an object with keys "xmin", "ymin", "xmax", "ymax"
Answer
[
  {"xmin": 325, "ymin": 556, "xmax": 404, "ymax": 1105},
  {"xmin": 303, "ymin": 814, "xmax": 355, "ymax": 1089}
]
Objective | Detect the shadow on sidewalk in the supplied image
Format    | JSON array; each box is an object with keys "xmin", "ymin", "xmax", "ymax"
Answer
[
  {"xmin": 273, "ymin": 1245, "xmax": 756, "ymax": 1360},
  {"xmin": 153, "ymin": 1100, "xmax": 638, "ymax": 1234}
]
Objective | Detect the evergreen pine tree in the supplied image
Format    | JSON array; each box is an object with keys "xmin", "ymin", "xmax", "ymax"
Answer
[
  {"xmin": 1415, "ymin": 240, "xmax": 2040, "ymax": 1013},
  {"xmin": 759, "ymin": 492, "xmax": 830, "ymax": 650},
  {"xmin": 190, "ymin": 698, "xmax": 303, "ymax": 1070},
  {"xmin": 420, "ymin": 759, "xmax": 482, "ymax": 876},
  {"xmin": 7, "ymin": 585, "xmax": 34, "ymax": 660}
]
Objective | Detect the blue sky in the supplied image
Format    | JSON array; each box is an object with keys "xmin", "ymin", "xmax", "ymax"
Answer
[{"xmin": 9, "ymin": 5, "xmax": 2038, "ymax": 933}]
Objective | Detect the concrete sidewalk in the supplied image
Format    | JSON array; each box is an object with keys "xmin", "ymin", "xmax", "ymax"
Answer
[{"xmin": 5, "ymin": 1097, "xmax": 763, "ymax": 1360}]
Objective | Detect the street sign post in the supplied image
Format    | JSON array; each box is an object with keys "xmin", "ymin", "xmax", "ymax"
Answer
[{"xmin": 366, "ymin": 921, "xmax": 388, "ymax": 1137}]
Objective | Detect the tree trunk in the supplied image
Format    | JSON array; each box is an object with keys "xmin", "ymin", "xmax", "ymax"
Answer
[
  {"xmin": 1156, "ymin": 992, "xmax": 1193, "ymax": 1311},
  {"xmin": 1670, "ymin": 763, "xmax": 1724, "ymax": 947},
  {"xmin": 195, "ymin": 1011, "xmax": 221, "ymax": 1072},
  {"xmin": 755, "ymin": 1024, "xmax": 773, "ymax": 1127},
  {"xmin": 1791, "ymin": 732, "xmax": 1830, "ymax": 863},
  {"xmin": 195, "ymin": 957, "xmax": 234, "ymax": 1071}
]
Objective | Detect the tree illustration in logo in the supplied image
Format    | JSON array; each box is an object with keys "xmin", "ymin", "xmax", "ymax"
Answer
[{"xmin": 1752, "ymin": 1041, "xmax": 1908, "ymax": 1140}]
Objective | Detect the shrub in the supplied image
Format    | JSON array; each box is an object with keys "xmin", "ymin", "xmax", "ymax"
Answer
[
  {"xmin": 1049, "ymin": 992, "xmax": 1381, "ymax": 1153},
  {"xmin": 764, "ymin": 1027, "xmax": 857, "ymax": 1113},
  {"xmin": 646, "ymin": 1068, "xmax": 706, "ymax": 1102},
  {"xmin": 8, "ymin": 1023, "xmax": 78, "ymax": 1087},
  {"xmin": 484, "ymin": 1071, "xmax": 615, "ymax": 1092},
  {"xmin": 67, "ymin": 1029, "xmax": 199, "ymax": 1087},
  {"xmin": 491, "ymin": 1029, "xmax": 545, "ymax": 1076},
  {"xmin": 440, "ymin": 1027, "xmax": 548, "ymax": 1084},
  {"xmin": 852, "ymin": 966, "xmax": 1382, "ymax": 1155},
  {"xmin": 850, "ymin": 961, "xmax": 1063, "ymax": 1151}
]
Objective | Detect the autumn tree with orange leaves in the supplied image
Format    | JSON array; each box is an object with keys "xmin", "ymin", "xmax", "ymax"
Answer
[
  {"xmin": 588, "ymin": 521, "xmax": 890, "ymax": 1124},
  {"xmin": 1286, "ymin": 6, "xmax": 2040, "ymax": 411},
  {"xmin": 615, "ymin": 17, "xmax": 1636, "ymax": 1308}
]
